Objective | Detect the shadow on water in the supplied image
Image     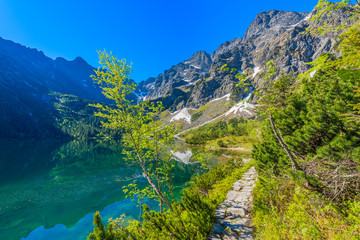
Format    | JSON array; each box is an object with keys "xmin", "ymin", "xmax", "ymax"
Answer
[{"xmin": 0, "ymin": 139, "xmax": 206, "ymax": 240}]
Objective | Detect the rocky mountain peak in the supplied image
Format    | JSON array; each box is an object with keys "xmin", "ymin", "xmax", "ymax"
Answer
[
  {"xmin": 211, "ymin": 37, "xmax": 243, "ymax": 62},
  {"xmin": 184, "ymin": 50, "xmax": 212, "ymax": 72},
  {"xmin": 138, "ymin": 5, "xmax": 350, "ymax": 111},
  {"xmin": 244, "ymin": 10, "xmax": 308, "ymax": 41}
]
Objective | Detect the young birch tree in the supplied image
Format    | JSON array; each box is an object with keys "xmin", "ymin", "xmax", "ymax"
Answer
[{"xmin": 90, "ymin": 50, "xmax": 175, "ymax": 211}]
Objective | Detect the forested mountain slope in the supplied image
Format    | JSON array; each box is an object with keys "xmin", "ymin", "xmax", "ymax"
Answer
[{"xmin": 0, "ymin": 38, "xmax": 112, "ymax": 138}]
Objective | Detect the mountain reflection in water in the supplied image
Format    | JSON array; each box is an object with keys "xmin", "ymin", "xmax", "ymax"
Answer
[{"xmin": 0, "ymin": 139, "xmax": 208, "ymax": 240}]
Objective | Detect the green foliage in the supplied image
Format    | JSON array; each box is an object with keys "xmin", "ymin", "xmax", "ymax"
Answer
[
  {"xmin": 253, "ymin": 179, "xmax": 360, "ymax": 239},
  {"xmin": 306, "ymin": 0, "xmax": 358, "ymax": 36},
  {"xmin": 217, "ymin": 139, "xmax": 227, "ymax": 148},
  {"xmin": 184, "ymin": 119, "xmax": 254, "ymax": 145},
  {"xmin": 88, "ymin": 158, "xmax": 255, "ymax": 239},
  {"xmin": 191, "ymin": 111, "xmax": 203, "ymax": 122},
  {"xmin": 220, "ymin": 63, "xmax": 237, "ymax": 73},
  {"xmin": 51, "ymin": 93, "xmax": 115, "ymax": 139},
  {"xmin": 264, "ymin": 60, "xmax": 276, "ymax": 80},
  {"xmin": 91, "ymin": 50, "xmax": 177, "ymax": 211},
  {"xmin": 252, "ymin": 3, "xmax": 360, "ymax": 237}
]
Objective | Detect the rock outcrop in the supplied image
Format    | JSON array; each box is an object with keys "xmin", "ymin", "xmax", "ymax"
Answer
[{"xmin": 139, "ymin": 6, "xmax": 350, "ymax": 111}]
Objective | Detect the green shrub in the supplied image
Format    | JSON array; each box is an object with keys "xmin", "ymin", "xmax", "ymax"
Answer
[
  {"xmin": 88, "ymin": 159, "xmax": 254, "ymax": 239},
  {"xmin": 191, "ymin": 111, "xmax": 203, "ymax": 121}
]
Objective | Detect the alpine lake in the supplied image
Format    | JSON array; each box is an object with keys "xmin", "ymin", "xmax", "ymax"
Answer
[{"xmin": 0, "ymin": 138, "xmax": 224, "ymax": 240}]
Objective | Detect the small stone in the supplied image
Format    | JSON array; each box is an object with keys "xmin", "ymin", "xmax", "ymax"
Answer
[
  {"xmin": 229, "ymin": 217, "xmax": 251, "ymax": 225},
  {"xmin": 227, "ymin": 207, "xmax": 247, "ymax": 217},
  {"xmin": 217, "ymin": 219, "xmax": 253, "ymax": 232},
  {"xmin": 234, "ymin": 196, "xmax": 249, "ymax": 203},
  {"xmin": 208, "ymin": 233, "xmax": 222, "ymax": 240},
  {"xmin": 238, "ymin": 232, "xmax": 253, "ymax": 240},
  {"xmin": 215, "ymin": 209, "xmax": 226, "ymax": 219},
  {"xmin": 242, "ymin": 186, "xmax": 253, "ymax": 191},
  {"xmin": 226, "ymin": 190, "xmax": 239, "ymax": 200},
  {"xmin": 219, "ymin": 202, "xmax": 231, "ymax": 208},
  {"xmin": 233, "ymin": 182, "xmax": 241, "ymax": 191},
  {"xmin": 223, "ymin": 231, "xmax": 238, "ymax": 240},
  {"xmin": 212, "ymin": 224, "xmax": 225, "ymax": 234}
]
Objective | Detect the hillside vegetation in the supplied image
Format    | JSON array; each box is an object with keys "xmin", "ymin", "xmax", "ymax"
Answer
[
  {"xmin": 181, "ymin": 118, "xmax": 259, "ymax": 151},
  {"xmin": 251, "ymin": 1, "xmax": 360, "ymax": 238}
]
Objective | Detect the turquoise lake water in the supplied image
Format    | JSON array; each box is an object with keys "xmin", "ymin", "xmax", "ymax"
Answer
[{"xmin": 0, "ymin": 139, "xmax": 207, "ymax": 240}]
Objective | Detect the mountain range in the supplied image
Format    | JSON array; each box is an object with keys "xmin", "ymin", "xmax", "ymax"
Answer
[
  {"xmin": 0, "ymin": 5, "xmax": 349, "ymax": 139},
  {"xmin": 139, "ymin": 7, "xmax": 348, "ymax": 111}
]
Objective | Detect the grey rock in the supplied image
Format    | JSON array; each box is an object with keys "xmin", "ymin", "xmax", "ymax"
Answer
[
  {"xmin": 226, "ymin": 190, "xmax": 239, "ymax": 200},
  {"xmin": 234, "ymin": 195, "xmax": 250, "ymax": 203},
  {"xmin": 212, "ymin": 224, "xmax": 225, "ymax": 234},
  {"xmin": 215, "ymin": 209, "xmax": 226, "ymax": 219},
  {"xmin": 208, "ymin": 234, "xmax": 222, "ymax": 240},
  {"xmin": 227, "ymin": 207, "xmax": 248, "ymax": 217},
  {"xmin": 233, "ymin": 182, "xmax": 242, "ymax": 191},
  {"xmin": 219, "ymin": 202, "xmax": 231, "ymax": 208},
  {"xmin": 226, "ymin": 223, "xmax": 252, "ymax": 233},
  {"xmin": 223, "ymin": 231, "xmax": 238, "ymax": 240},
  {"xmin": 238, "ymin": 232, "xmax": 254, "ymax": 240}
]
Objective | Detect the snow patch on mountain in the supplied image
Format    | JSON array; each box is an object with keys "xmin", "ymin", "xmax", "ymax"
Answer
[
  {"xmin": 209, "ymin": 94, "xmax": 231, "ymax": 103},
  {"xmin": 252, "ymin": 66, "xmax": 261, "ymax": 78},
  {"xmin": 170, "ymin": 108, "xmax": 191, "ymax": 123},
  {"xmin": 310, "ymin": 70, "xmax": 317, "ymax": 78},
  {"xmin": 190, "ymin": 64, "xmax": 201, "ymax": 69},
  {"xmin": 225, "ymin": 94, "xmax": 255, "ymax": 116}
]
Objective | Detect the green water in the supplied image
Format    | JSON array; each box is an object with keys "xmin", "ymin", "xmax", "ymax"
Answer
[{"xmin": 0, "ymin": 139, "xmax": 205, "ymax": 240}]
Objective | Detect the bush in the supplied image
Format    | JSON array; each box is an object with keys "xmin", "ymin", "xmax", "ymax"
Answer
[
  {"xmin": 217, "ymin": 140, "xmax": 227, "ymax": 148},
  {"xmin": 88, "ymin": 159, "xmax": 254, "ymax": 239}
]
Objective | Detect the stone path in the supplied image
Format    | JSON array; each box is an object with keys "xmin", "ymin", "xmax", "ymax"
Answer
[{"xmin": 208, "ymin": 166, "xmax": 257, "ymax": 240}]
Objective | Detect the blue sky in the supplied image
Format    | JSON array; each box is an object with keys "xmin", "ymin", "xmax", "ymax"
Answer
[{"xmin": 0, "ymin": 0, "xmax": 321, "ymax": 82}]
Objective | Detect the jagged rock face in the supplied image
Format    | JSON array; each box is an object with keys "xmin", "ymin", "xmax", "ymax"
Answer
[
  {"xmin": 139, "ymin": 6, "xmax": 350, "ymax": 110},
  {"xmin": 243, "ymin": 10, "xmax": 308, "ymax": 42},
  {"xmin": 210, "ymin": 38, "xmax": 243, "ymax": 62},
  {"xmin": 138, "ymin": 51, "xmax": 211, "ymax": 100}
]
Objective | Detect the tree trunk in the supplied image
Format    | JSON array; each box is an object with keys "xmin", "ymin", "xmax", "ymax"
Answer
[
  {"xmin": 128, "ymin": 130, "xmax": 174, "ymax": 212},
  {"xmin": 138, "ymin": 156, "xmax": 173, "ymax": 212},
  {"xmin": 269, "ymin": 113, "xmax": 300, "ymax": 173}
]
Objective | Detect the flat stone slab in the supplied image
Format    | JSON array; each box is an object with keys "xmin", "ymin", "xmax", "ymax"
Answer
[
  {"xmin": 239, "ymin": 232, "xmax": 254, "ymax": 240},
  {"xmin": 215, "ymin": 209, "xmax": 226, "ymax": 219},
  {"xmin": 208, "ymin": 234, "xmax": 222, "ymax": 240},
  {"xmin": 212, "ymin": 224, "xmax": 225, "ymax": 234},
  {"xmin": 223, "ymin": 232, "xmax": 238, "ymax": 240},
  {"xmin": 227, "ymin": 207, "xmax": 247, "ymax": 217},
  {"xmin": 226, "ymin": 190, "xmax": 239, "ymax": 200},
  {"xmin": 234, "ymin": 196, "xmax": 250, "ymax": 203}
]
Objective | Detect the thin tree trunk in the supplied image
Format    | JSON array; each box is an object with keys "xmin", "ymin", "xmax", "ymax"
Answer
[
  {"xmin": 269, "ymin": 112, "xmax": 300, "ymax": 173},
  {"xmin": 138, "ymin": 153, "xmax": 173, "ymax": 212},
  {"xmin": 139, "ymin": 199, "xmax": 142, "ymax": 222},
  {"xmin": 128, "ymin": 130, "xmax": 173, "ymax": 212},
  {"xmin": 154, "ymin": 135, "xmax": 163, "ymax": 213}
]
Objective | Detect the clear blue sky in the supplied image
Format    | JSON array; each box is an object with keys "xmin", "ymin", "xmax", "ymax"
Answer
[{"xmin": 0, "ymin": 0, "xmax": 321, "ymax": 82}]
